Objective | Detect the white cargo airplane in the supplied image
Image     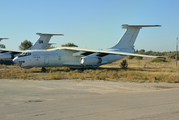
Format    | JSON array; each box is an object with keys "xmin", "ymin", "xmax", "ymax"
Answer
[
  {"xmin": 0, "ymin": 38, "xmax": 8, "ymax": 42},
  {"xmin": 0, "ymin": 38, "xmax": 8, "ymax": 49},
  {"xmin": 0, "ymin": 33, "xmax": 63, "ymax": 59},
  {"xmin": 13, "ymin": 24, "xmax": 161, "ymax": 69}
]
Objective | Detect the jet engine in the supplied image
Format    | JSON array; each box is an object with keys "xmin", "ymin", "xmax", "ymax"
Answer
[{"xmin": 80, "ymin": 57, "xmax": 102, "ymax": 65}]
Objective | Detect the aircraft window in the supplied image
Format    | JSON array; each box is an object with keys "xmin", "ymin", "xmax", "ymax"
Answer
[
  {"xmin": 18, "ymin": 52, "xmax": 25, "ymax": 57},
  {"xmin": 22, "ymin": 52, "xmax": 26, "ymax": 55},
  {"xmin": 25, "ymin": 52, "xmax": 31, "ymax": 56},
  {"xmin": 18, "ymin": 52, "xmax": 31, "ymax": 57}
]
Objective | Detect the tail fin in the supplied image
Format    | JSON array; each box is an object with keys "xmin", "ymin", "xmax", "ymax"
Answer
[
  {"xmin": 0, "ymin": 38, "xmax": 8, "ymax": 42},
  {"xmin": 110, "ymin": 24, "xmax": 161, "ymax": 49},
  {"xmin": 29, "ymin": 33, "xmax": 63, "ymax": 50}
]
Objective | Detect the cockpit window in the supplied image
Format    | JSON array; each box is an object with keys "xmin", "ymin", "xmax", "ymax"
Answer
[{"xmin": 18, "ymin": 52, "xmax": 31, "ymax": 57}]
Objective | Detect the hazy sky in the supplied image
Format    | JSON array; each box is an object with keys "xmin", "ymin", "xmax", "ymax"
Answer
[{"xmin": 0, "ymin": 0, "xmax": 178, "ymax": 52}]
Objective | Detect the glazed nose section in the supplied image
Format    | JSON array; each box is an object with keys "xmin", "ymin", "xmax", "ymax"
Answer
[{"xmin": 13, "ymin": 57, "xmax": 19, "ymax": 64}]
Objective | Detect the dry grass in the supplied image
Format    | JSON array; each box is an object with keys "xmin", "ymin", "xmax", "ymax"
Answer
[{"xmin": 1, "ymin": 58, "xmax": 179, "ymax": 83}]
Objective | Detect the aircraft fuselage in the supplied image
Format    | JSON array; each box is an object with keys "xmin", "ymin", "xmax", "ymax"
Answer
[{"xmin": 13, "ymin": 48, "xmax": 126, "ymax": 69}]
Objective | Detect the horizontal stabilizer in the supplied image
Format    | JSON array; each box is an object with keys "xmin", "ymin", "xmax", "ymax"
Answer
[
  {"xmin": 0, "ymin": 38, "xmax": 8, "ymax": 39},
  {"xmin": 36, "ymin": 33, "xmax": 64, "ymax": 36},
  {"xmin": 122, "ymin": 24, "xmax": 161, "ymax": 29},
  {"xmin": 48, "ymin": 43, "xmax": 56, "ymax": 45},
  {"xmin": 0, "ymin": 38, "xmax": 8, "ymax": 41}
]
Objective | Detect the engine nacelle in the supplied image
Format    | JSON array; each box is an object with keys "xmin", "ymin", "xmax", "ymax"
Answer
[{"xmin": 80, "ymin": 57, "xmax": 102, "ymax": 65}]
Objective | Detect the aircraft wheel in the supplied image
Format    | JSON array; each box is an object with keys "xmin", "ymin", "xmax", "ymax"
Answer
[{"xmin": 41, "ymin": 67, "xmax": 46, "ymax": 72}]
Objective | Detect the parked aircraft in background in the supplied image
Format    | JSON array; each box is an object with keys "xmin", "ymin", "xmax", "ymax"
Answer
[
  {"xmin": 0, "ymin": 33, "xmax": 63, "ymax": 60},
  {"xmin": 0, "ymin": 38, "xmax": 8, "ymax": 42},
  {"xmin": 0, "ymin": 38, "xmax": 8, "ymax": 49},
  {"xmin": 13, "ymin": 24, "xmax": 161, "ymax": 69}
]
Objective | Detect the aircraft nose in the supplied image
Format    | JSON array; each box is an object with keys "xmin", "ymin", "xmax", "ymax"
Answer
[{"xmin": 13, "ymin": 57, "xmax": 19, "ymax": 64}]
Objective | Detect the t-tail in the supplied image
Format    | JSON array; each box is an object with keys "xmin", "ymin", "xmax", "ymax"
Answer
[
  {"xmin": 0, "ymin": 38, "xmax": 8, "ymax": 42},
  {"xmin": 29, "ymin": 33, "xmax": 63, "ymax": 50},
  {"xmin": 110, "ymin": 24, "xmax": 161, "ymax": 51}
]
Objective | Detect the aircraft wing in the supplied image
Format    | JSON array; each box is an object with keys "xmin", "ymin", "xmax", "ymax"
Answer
[
  {"xmin": 0, "ymin": 48, "xmax": 22, "ymax": 54},
  {"xmin": 62, "ymin": 47, "xmax": 161, "ymax": 58}
]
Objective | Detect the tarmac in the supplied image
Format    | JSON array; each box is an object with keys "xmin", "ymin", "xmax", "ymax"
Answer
[{"xmin": 1, "ymin": 79, "xmax": 179, "ymax": 120}]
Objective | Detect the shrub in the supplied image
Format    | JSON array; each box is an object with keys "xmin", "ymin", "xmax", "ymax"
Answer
[
  {"xmin": 134, "ymin": 56, "xmax": 143, "ymax": 60},
  {"xmin": 120, "ymin": 59, "xmax": 128, "ymax": 69},
  {"xmin": 167, "ymin": 58, "xmax": 171, "ymax": 62},
  {"xmin": 127, "ymin": 56, "xmax": 134, "ymax": 59},
  {"xmin": 151, "ymin": 58, "xmax": 167, "ymax": 62}
]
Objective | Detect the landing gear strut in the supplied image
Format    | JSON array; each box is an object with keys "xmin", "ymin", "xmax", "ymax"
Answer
[{"xmin": 41, "ymin": 67, "xmax": 46, "ymax": 72}]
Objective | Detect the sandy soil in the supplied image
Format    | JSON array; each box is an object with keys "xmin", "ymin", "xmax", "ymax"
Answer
[{"xmin": 1, "ymin": 79, "xmax": 179, "ymax": 120}]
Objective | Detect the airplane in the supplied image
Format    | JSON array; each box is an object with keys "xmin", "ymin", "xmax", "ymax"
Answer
[
  {"xmin": 0, "ymin": 38, "xmax": 8, "ymax": 42},
  {"xmin": 0, "ymin": 38, "xmax": 8, "ymax": 49},
  {"xmin": 13, "ymin": 24, "xmax": 161, "ymax": 69},
  {"xmin": 0, "ymin": 33, "xmax": 63, "ymax": 60}
]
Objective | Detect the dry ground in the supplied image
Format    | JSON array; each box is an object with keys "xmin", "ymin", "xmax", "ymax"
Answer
[
  {"xmin": 0, "ymin": 57, "xmax": 179, "ymax": 82},
  {"xmin": 1, "ymin": 79, "xmax": 179, "ymax": 120},
  {"xmin": 1, "ymin": 58, "xmax": 179, "ymax": 120}
]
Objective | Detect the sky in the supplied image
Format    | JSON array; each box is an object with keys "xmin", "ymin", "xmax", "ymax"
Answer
[{"xmin": 0, "ymin": 0, "xmax": 179, "ymax": 52}]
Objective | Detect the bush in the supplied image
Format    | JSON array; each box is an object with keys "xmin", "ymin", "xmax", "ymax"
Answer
[
  {"xmin": 120, "ymin": 59, "xmax": 128, "ymax": 69},
  {"xmin": 167, "ymin": 58, "xmax": 171, "ymax": 62},
  {"xmin": 127, "ymin": 56, "xmax": 134, "ymax": 59},
  {"xmin": 134, "ymin": 56, "xmax": 143, "ymax": 60},
  {"xmin": 151, "ymin": 58, "xmax": 167, "ymax": 62}
]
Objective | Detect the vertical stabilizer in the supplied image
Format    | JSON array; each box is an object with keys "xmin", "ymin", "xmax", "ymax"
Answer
[
  {"xmin": 0, "ymin": 38, "xmax": 8, "ymax": 42},
  {"xmin": 110, "ymin": 24, "xmax": 161, "ymax": 49},
  {"xmin": 29, "ymin": 33, "xmax": 63, "ymax": 50}
]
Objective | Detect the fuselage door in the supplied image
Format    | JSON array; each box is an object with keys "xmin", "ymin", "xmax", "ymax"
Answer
[
  {"xmin": 44, "ymin": 56, "xmax": 49, "ymax": 65},
  {"xmin": 58, "ymin": 56, "xmax": 61, "ymax": 61}
]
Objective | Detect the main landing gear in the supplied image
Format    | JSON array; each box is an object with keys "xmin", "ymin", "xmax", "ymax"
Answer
[{"xmin": 41, "ymin": 67, "xmax": 46, "ymax": 72}]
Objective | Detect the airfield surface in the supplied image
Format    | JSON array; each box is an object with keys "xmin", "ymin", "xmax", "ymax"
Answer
[{"xmin": 1, "ymin": 79, "xmax": 179, "ymax": 120}]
